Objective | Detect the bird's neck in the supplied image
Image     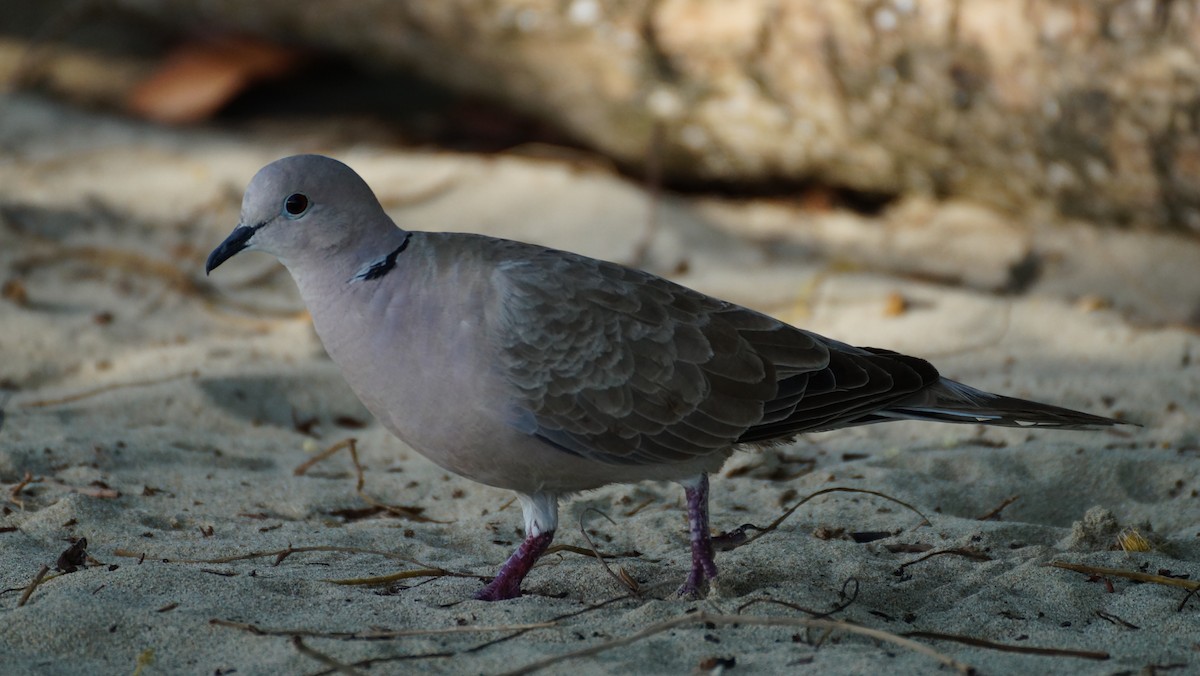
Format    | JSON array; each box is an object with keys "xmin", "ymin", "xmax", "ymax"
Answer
[{"xmin": 283, "ymin": 227, "xmax": 414, "ymax": 303}]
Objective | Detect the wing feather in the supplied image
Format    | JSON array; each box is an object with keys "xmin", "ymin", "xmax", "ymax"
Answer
[{"xmin": 487, "ymin": 243, "xmax": 941, "ymax": 465}]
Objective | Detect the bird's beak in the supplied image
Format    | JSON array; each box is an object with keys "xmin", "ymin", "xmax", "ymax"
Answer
[{"xmin": 205, "ymin": 225, "xmax": 257, "ymax": 275}]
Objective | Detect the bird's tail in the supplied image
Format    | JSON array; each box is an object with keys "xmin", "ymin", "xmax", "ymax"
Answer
[{"xmin": 870, "ymin": 378, "xmax": 1128, "ymax": 429}]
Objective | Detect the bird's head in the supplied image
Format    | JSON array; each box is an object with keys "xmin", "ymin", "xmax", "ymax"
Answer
[{"xmin": 206, "ymin": 154, "xmax": 390, "ymax": 274}]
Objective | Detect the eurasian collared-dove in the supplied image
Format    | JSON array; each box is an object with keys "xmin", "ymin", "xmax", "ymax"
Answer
[{"xmin": 206, "ymin": 155, "xmax": 1127, "ymax": 601}]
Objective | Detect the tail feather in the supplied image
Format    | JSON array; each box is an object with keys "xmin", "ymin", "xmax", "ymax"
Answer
[{"xmin": 872, "ymin": 378, "xmax": 1128, "ymax": 430}]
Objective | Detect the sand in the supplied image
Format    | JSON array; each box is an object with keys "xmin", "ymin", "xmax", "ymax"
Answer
[{"xmin": 1, "ymin": 92, "xmax": 1198, "ymax": 675}]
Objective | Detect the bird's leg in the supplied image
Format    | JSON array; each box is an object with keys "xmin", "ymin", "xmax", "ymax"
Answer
[
  {"xmin": 475, "ymin": 492, "xmax": 558, "ymax": 601},
  {"xmin": 475, "ymin": 530, "xmax": 554, "ymax": 601},
  {"xmin": 677, "ymin": 473, "xmax": 719, "ymax": 598}
]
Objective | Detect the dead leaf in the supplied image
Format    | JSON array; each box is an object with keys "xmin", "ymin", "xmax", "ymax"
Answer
[{"xmin": 128, "ymin": 35, "xmax": 302, "ymax": 123}]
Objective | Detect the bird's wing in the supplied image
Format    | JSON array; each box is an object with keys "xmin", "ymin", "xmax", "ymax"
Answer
[{"xmin": 489, "ymin": 246, "xmax": 938, "ymax": 465}]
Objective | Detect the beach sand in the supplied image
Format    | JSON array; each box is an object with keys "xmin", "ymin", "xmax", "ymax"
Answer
[{"xmin": 1, "ymin": 93, "xmax": 1198, "ymax": 675}]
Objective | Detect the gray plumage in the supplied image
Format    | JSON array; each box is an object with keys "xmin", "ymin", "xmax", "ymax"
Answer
[{"xmin": 206, "ymin": 155, "xmax": 1127, "ymax": 601}]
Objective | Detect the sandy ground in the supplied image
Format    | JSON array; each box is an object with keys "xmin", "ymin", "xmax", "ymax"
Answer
[{"xmin": 1, "ymin": 92, "xmax": 1198, "ymax": 675}]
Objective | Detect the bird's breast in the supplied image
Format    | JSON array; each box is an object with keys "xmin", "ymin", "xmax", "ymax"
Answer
[{"xmin": 304, "ymin": 267, "xmax": 528, "ymax": 480}]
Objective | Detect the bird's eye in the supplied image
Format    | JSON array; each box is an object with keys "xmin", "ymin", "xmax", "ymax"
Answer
[{"xmin": 283, "ymin": 193, "xmax": 310, "ymax": 218}]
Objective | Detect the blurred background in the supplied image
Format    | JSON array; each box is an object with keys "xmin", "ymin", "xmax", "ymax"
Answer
[
  {"xmin": 2, "ymin": 0, "xmax": 1199, "ymax": 331},
  {"xmin": 1, "ymin": 5, "xmax": 1197, "ymax": 674},
  {"xmin": 7, "ymin": 0, "xmax": 1200, "ymax": 224}
]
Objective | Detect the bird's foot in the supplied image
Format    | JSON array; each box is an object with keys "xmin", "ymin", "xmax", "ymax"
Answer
[
  {"xmin": 474, "ymin": 530, "xmax": 554, "ymax": 601},
  {"xmin": 474, "ymin": 578, "xmax": 520, "ymax": 602},
  {"xmin": 675, "ymin": 568, "xmax": 717, "ymax": 599},
  {"xmin": 674, "ymin": 533, "xmax": 720, "ymax": 599}
]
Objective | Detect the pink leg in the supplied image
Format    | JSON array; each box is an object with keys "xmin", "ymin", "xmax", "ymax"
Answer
[
  {"xmin": 475, "ymin": 492, "xmax": 558, "ymax": 601},
  {"xmin": 475, "ymin": 530, "xmax": 554, "ymax": 601},
  {"xmin": 677, "ymin": 473, "xmax": 719, "ymax": 598}
]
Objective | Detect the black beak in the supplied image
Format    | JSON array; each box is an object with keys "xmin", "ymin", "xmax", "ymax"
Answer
[{"xmin": 205, "ymin": 225, "xmax": 257, "ymax": 275}]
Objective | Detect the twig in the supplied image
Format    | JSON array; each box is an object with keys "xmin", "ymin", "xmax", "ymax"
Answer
[
  {"xmin": 324, "ymin": 568, "xmax": 481, "ymax": 586},
  {"xmin": 6, "ymin": 474, "xmax": 119, "ymax": 503},
  {"xmin": 898, "ymin": 547, "xmax": 991, "ymax": 571},
  {"xmin": 113, "ymin": 545, "xmax": 435, "ymax": 568},
  {"xmin": 499, "ymin": 612, "xmax": 973, "ymax": 676},
  {"xmin": 293, "ymin": 439, "xmax": 354, "ymax": 475},
  {"xmin": 577, "ymin": 508, "xmax": 640, "ymax": 597},
  {"xmin": 18, "ymin": 371, "xmax": 198, "ymax": 408},
  {"xmin": 307, "ymin": 651, "xmax": 454, "ymax": 676},
  {"xmin": 7, "ymin": 471, "xmax": 34, "ymax": 508},
  {"xmin": 292, "ymin": 637, "xmax": 366, "ymax": 676},
  {"xmin": 736, "ymin": 577, "xmax": 860, "ymax": 619},
  {"xmin": 735, "ymin": 486, "xmax": 931, "ymax": 549},
  {"xmin": 1094, "ymin": 610, "xmax": 1139, "ymax": 629},
  {"xmin": 1049, "ymin": 561, "xmax": 1200, "ymax": 592},
  {"xmin": 976, "ymin": 495, "xmax": 1019, "ymax": 521},
  {"xmin": 544, "ymin": 544, "xmax": 647, "ymax": 561},
  {"xmin": 299, "ymin": 438, "xmax": 444, "ymax": 523},
  {"xmin": 350, "ymin": 465, "xmax": 442, "ymax": 522},
  {"xmin": 1177, "ymin": 587, "xmax": 1199, "ymax": 612},
  {"xmin": 904, "ymin": 630, "xmax": 1109, "ymax": 660},
  {"xmin": 622, "ymin": 496, "xmax": 656, "ymax": 517},
  {"xmin": 17, "ymin": 565, "xmax": 50, "ymax": 607},
  {"xmin": 211, "ymin": 618, "xmax": 555, "ymax": 640},
  {"xmin": 112, "ymin": 545, "xmax": 480, "ymax": 586},
  {"xmin": 464, "ymin": 594, "xmax": 635, "ymax": 654},
  {"xmin": 114, "ymin": 545, "xmax": 379, "ymax": 564},
  {"xmin": 44, "ymin": 478, "xmax": 120, "ymax": 499}
]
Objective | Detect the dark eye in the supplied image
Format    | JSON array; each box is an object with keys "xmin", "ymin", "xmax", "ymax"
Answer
[{"xmin": 283, "ymin": 193, "xmax": 309, "ymax": 217}]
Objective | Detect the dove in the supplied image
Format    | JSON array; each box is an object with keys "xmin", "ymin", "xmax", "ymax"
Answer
[{"xmin": 206, "ymin": 154, "xmax": 1127, "ymax": 601}]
